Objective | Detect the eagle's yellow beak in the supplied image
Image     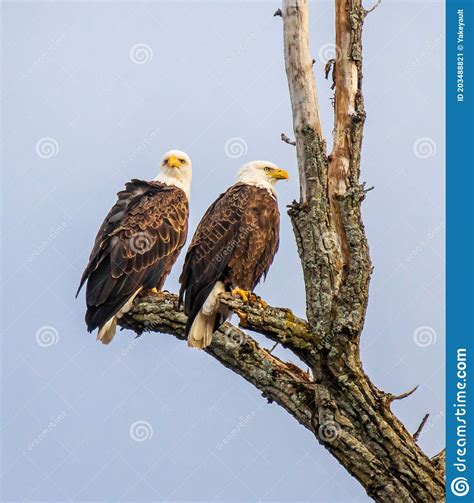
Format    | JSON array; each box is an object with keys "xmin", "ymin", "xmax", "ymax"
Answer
[
  {"xmin": 167, "ymin": 154, "xmax": 181, "ymax": 169},
  {"xmin": 271, "ymin": 168, "xmax": 289, "ymax": 180}
]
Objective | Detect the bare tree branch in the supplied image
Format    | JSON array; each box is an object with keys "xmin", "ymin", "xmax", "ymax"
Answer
[
  {"xmin": 413, "ymin": 413, "xmax": 430, "ymax": 441},
  {"xmin": 384, "ymin": 384, "xmax": 419, "ymax": 404},
  {"xmin": 364, "ymin": 0, "xmax": 382, "ymax": 15},
  {"xmin": 324, "ymin": 58, "xmax": 336, "ymax": 89},
  {"xmin": 119, "ymin": 293, "xmax": 316, "ymax": 431},
  {"xmin": 281, "ymin": 132, "xmax": 296, "ymax": 146},
  {"xmin": 282, "ymin": 0, "xmax": 325, "ymax": 203}
]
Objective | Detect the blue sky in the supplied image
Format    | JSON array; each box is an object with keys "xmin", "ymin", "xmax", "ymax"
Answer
[{"xmin": 2, "ymin": 1, "xmax": 444, "ymax": 501}]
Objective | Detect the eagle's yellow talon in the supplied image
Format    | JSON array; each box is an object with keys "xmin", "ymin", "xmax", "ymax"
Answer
[
  {"xmin": 232, "ymin": 288, "xmax": 250, "ymax": 303},
  {"xmin": 258, "ymin": 298, "xmax": 268, "ymax": 309},
  {"xmin": 251, "ymin": 293, "xmax": 267, "ymax": 308},
  {"xmin": 142, "ymin": 287, "xmax": 160, "ymax": 296}
]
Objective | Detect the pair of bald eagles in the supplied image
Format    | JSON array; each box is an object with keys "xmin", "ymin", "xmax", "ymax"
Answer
[{"xmin": 77, "ymin": 149, "xmax": 289, "ymax": 349}]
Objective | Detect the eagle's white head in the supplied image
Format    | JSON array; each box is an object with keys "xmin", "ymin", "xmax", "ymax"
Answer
[
  {"xmin": 155, "ymin": 149, "xmax": 192, "ymax": 199},
  {"xmin": 237, "ymin": 160, "xmax": 289, "ymax": 196}
]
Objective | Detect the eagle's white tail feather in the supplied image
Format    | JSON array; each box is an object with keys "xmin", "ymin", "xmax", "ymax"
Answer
[
  {"xmin": 202, "ymin": 281, "xmax": 225, "ymax": 315},
  {"xmin": 97, "ymin": 316, "xmax": 117, "ymax": 345},
  {"xmin": 188, "ymin": 282, "xmax": 225, "ymax": 349},
  {"xmin": 97, "ymin": 288, "xmax": 142, "ymax": 345},
  {"xmin": 187, "ymin": 312, "xmax": 214, "ymax": 349}
]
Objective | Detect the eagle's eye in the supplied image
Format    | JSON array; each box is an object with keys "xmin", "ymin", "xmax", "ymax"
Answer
[
  {"xmin": 264, "ymin": 167, "xmax": 271, "ymax": 172},
  {"xmin": 180, "ymin": 159, "xmax": 186, "ymax": 164}
]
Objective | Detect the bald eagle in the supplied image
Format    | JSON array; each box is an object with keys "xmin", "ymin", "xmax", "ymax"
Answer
[
  {"xmin": 179, "ymin": 160, "xmax": 288, "ymax": 349},
  {"xmin": 77, "ymin": 150, "xmax": 192, "ymax": 344}
]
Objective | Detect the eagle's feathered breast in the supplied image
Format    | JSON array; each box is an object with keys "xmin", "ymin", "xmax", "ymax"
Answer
[
  {"xmin": 179, "ymin": 183, "xmax": 280, "ymax": 333},
  {"xmin": 77, "ymin": 179, "xmax": 188, "ymax": 333},
  {"xmin": 225, "ymin": 188, "xmax": 279, "ymax": 290}
]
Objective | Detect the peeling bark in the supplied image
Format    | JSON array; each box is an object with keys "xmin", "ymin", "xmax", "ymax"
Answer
[{"xmin": 120, "ymin": 1, "xmax": 445, "ymax": 501}]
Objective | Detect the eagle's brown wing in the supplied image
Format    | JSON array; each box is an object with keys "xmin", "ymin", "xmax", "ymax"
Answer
[
  {"xmin": 226, "ymin": 187, "xmax": 280, "ymax": 289},
  {"xmin": 179, "ymin": 183, "xmax": 279, "ymax": 336},
  {"xmin": 77, "ymin": 180, "xmax": 188, "ymax": 332}
]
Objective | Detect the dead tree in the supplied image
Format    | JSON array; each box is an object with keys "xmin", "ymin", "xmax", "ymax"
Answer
[{"xmin": 120, "ymin": 1, "xmax": 445, "ymax": 500}]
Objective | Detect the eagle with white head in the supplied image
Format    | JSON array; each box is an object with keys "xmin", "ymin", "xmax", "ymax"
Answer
[
  {"xmin": 179, "ymin": 160, "xmax": 288, "ymax": 349},
  {"xmin": 77, "ymin": 150, "xmax": 192, "ymax": 344}
]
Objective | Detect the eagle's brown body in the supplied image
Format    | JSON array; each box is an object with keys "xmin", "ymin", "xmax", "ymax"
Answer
[
  {"xmin": 179, "ymin": 183, "xmax": 280, "ymax": 347},
  {"xmin": 77, "ymin": 179, "xmax": 188, "ymax": 341}
]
